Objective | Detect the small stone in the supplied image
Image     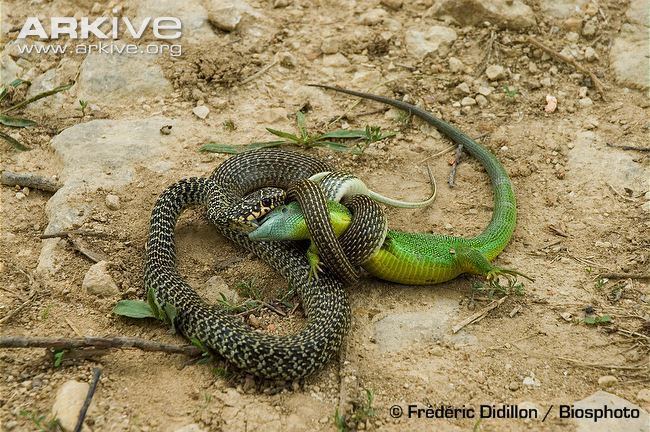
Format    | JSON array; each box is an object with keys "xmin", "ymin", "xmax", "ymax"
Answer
[
  {"xmin": 595, "ymin": 240, "xmax": 612, "ymax": 248},
  {"xmin": 641, "ymin": 202, "xmax": 650, "ymax": 213},
  {"xmin": 242, "ymin": 375, "xmax": 256, "ymax": 392},
  {"xmin": 15, "ymin": 192, "xmax": 26, "ymax": 200},
  {"xmin": 578, "ymin": 97, "xmax": 593, "ymax": 107},
  {"xmin": 478, "ymin": 86, "xmax": 492, "ymax": 96},
  {"xmin": 272, "ymin": 0, "xmax": 292, "ymax": 7},
  {"xmin": 381, "ymin": 0, "xmax": 403, "ymax": 9},
  {"xmin": 447, "ymin": 57, "xmax": 464, "ymax": 73},
  {"xmin": 566, "ymin": 32, "xmax": 579, "ymax": 42},
  {"xmin": 160, "ymin": 125, "xmax": 173, "ymax": 135},
  {"xmin": 523, "ymin": 376, "xmax": 540, "ymax": 387},
  {"xmin": 208, "ymin": 7, "xmax": 242, "ymax": 32},
  {"xmin": 82, "ymin": 261, "xmax": 120, "ymax": 297},
  {"xmin": 174, "ymin": 424, "xmax": 205, "ymax": 432},
  {"xmin": 278, "ymin": 52, "xmax": 297, "ymax": 68},
  {"xmin": 485, "ymin": 64, "xmax": 506, "ymax": 80},
  {"xmin": 455, "ymin": 82, "xmax": 471, "ymax": 94},
  {"xmin": 563, "ymin": 17, "xmax": 582, "ymax": 32},
  {"xmin": 359, "ymin": 8, "xmax": 387, "ymax": 25},
  {"xmin": 508, "ymin": 381, "xmax": 520, "ymax": 391},
  {"xmin": 475, "ymin": 95, "xmax": 488, "ymax": 107},
  {"xmin": 52, "ymin": 380, "xmax": 90, "ymax": 431},
  {"xmin": 578, "ymin": 86, "xmax": 588, "ymax": 98},
  {"xmin": 584, "ymin": 47, "xmax": 597, "ymax": 62},
  {"xmin": 105, "ymin": 193, "xmax": 120, "ymax": 210},
  {"xmin": 598, "ymin": 375, "xmax": 618, "ymax": 388},
  {"xmin": 320, "ymin": 39, "xmax": 339, "ymax": 55},
  {"xmin": 193, "ymin": 105, "xmax": 210, "ymax": 119},
  {"xmin": 404, "ymin": 26, "xmax": 457, "ymax": 58},
  {"xmin": 540, "ymin": 77, "xmax": 552, "ymax": 87},
  {"xmin": 322, "ymin": 53, "xmax": 350, "ymax": 67},
  {"xmin": 248, "ymin": 315, "xmax": 262, "ymax": 328},
  {"xmin": 582, "ymin": 20, "xmax": 597, "ymax": 38},
  {"xmin": 560, "ymin": 312, "xmax": 573, "ymax": 321},
  {"xmin": 461, "ymin": 97, "xmax": 476, "ymax": 106},
  {"xmin": 545, "ymin": 95, "xmax": 558, "ymax": 113}
]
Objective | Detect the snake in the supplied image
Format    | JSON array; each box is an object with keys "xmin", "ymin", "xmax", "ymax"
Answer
[
  {"xmin": 250, "ymin": 86, "xmax": 532, "ymax": 285},
  {"xmin": 144, "ymin": 149, "xmax": 354, "ymax": 380}
]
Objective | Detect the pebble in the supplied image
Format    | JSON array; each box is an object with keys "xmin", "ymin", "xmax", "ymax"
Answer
[
  {"xmin": 475, "ymin": 95, "xmax": 488, "ymax": 107},
  {"xmin": 485, "ymin": 64, "xmax": 506, "ymax": 80},
  {"xmin": 566, "ymin": 32, "xmax": 579, "ymax": 42},
  {"xmin": 582, "ymin": 19, "xmax": 597, "ymax": 38},
  {"xmin": 273, "ymin": 0, "xmax": 292, "ymax": 7},
  {"xmin": 52, "ymin": 380, "xmax": 90, "ymax": 431},
  {"xmin": 540, "ymin": 77, "xmax": 552, "ymax": 87},
  {"xmin": 447, "ymin": 57, "xmax": 464, "ymax": 73},
  {"xmin": 208, "ymin": 6, "xmax": 242, "ymax": 32},
  {"xmin": 359, "ymin": 8, "xmax": 387, "ymax": 25},
  {"xmin": 578, "ymin": 97, "xmax": 593, "ymax": 107},
  {"xmin": 380, "ymin": 0, "xmax": 403, "ymax": 10},
  {"xmin": 461, "ymin": 97, "xmax": 476, "ymax": 106},
  {"xmin": 278, "ymin": 52, "xmax": 297, "ymax": 68},
  {"xmin": 322, "ymin": 53, "xmax": 350, "ymax": 67},
  {"xmin": 578, "ymin": 87, "xmax": 588, "ymax": 98},
  {"xmin": 320, "ymin": 39, "xmax": 339, "ymax": 55},
  {"xmin": 248, "ymin": 314, "xmax": 262, "ymax": 328},
  {"xmin": 508, "ymin": 381, "xmax": 520, "ymax": 391},
  {"xmin": 105, "ymin": 193, "xmax": 120, "ymax": 210},
  {"xmin": 523, "ymin": 376, "xmax": 540, "ymax": 387},
  {"xmin": 455, "ymin": 82, "xmax": 471, "ymax": 94},
  {"xmin": 193, "ymin": 105, "xmax": 210, "ymax": 119},
  {"xmin": 477, "ymin": 86, "xmax": 492, "ymax": 96},
  {"xmin": 598, "ymin": 375, "xmax": 618, "ymax": 388},
  {"xmin": 15, "ymin": 192, "xmax": 26, "ymax": 200},
  {"xmin": 82, "ymin": 260, "xmax": 120, "ymax": 297},
  {"xmin": 642, "ymin": 202, "xmax": 650, "ymax": 214},
  {"xmin": 3, "ymin": 420, "xmax": 18, "ymax": 430},
  {"xmin": 174, "ymin": 424, "xmax": 205, "ymax": 432},
  {"xmin": 584, "ymin": 47, "xmax": 597, "ymax": 62}
]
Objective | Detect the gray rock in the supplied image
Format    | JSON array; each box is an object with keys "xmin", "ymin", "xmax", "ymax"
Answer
[
  {"xmin": 193, "ymin": 105, "xmax": 210, "ymax": 119},
  {"xmin": 486, "ymin": 64, "xmax": 506, "ymax": 80},
  {"xmin": 404, "ymin": 26, "xmax": 457, "ymax": 58},
  {"xmin": 204, "ymin": 275, "xmax": 241, "ymax": 304},
  {"xmin": 610, "ymin": 31, "xmax": 649, "ymax": 90},
  {"xmin": 52, "ymin": 380, "xmax": 90, "ymax": 431},
  {"xmin": 359, "ymin": 8, "xmax": 388, "ymax": 25},
  {"xmin": 461, "ymin": 96, "xmax": 477, "ymax": 106},
  {"xmin": 136, "ymin": 0, "xmax": 211, "ymax": 41},
  {"xmin": 77, "ymin": 47, "xmax": 172, "ymax": 106},
  {"xmin": 573, "ymin": 391, "xmax": 649, "ymax": 432},
  {"xmin": 206, "ymin": 0, "xmax": 262, "ymax": 32},
  {"xmin": 373, "ymin": 295, "xmax": 473, "ymax": 352},
  {"xmin": 568, "ymin": 131, "xmax": 649, "ymax": 193},
  {"xmin": 380, "ymin": 0, "xmax": 403, "ymax": 10},
  {"xmin": 0, "ymin": 49, "xmax": 22, "ymax": 85},
  {"xmin": 320, "ymin": 39, "xmax": 340, "ymax": 55},
  {"xmin": 539, "ymin": 0, "xmax": 589, "ymax": 19},
  {"xmin": 83, "ymin": 261, "xmax": 120, "ymax": 297},
  {"xmin": 626, "ymin": 0, "xmax": 649, "ymax": 27},
  {"xmin": 598, "ymin": 375, "xmax": 619, "ymax": 388},
  {"xmin": 322, "ymin": 53, "xmax": 350, "ymax": 67},
  {"xmin": 582, "ymin": 19, "xmax": 597, "ymax": 37},
  {"xmin": 430, "ymin": 0, "xmax": 536, "ymax": 30},
  {"xmin": 448, "ymin": 57, "xmax": 464, "ymax": 73},
  {"xmin": 37, "ymin": 117, "xmax": 186, "ymax": 275}
]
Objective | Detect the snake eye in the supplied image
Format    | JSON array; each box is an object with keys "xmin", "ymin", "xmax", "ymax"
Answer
[{"xmin": 281, "ymin": 207, "xmax": 288, "ymax": 214}]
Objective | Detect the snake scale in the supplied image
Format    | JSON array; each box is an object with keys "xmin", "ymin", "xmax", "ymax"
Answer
[{"xmin": 144, "ymin": 150, "xmax": 350, "ymax": 380}]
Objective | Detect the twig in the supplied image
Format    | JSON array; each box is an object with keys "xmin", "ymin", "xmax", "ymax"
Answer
[
  {"xmin": 0, "ymin": 336, "xmax": 203, "ymax": 356},
  {"xmin": 418, "ymin": 144, "xmax": 456, "ymax": 164},
  {"xmin": 527, "ymin": 37, "xmax": 607, "ymax": 100},
  {"xmin": 558, "ymin": 356, "xmax": 649, "ymax": 370},
  {"xmin": 0, "ymin": 292, "xmax": 37, "ymax": 325},
  {"xmin": 74, "ymin": 368, "xmax": 101, "ymax": 432},
  {"xmin": 476, "ymin": 30, "xmax": 497, "ymax": 77},
  {"xmin": 606, "ymin": 142, "xmax": 650, "ymax": 152},
  {"xmin": 69, "ymin": 235, "xmax": 109, "ymax": 263},
  {"xmin": 606, "ymin": 183, "xmax": 636, "ymax": 202},
  {"xmin": 240, "ymin": 59, "xmax": 278, "ymax": 85},
  {"xmin": 40, "ymin": 229, "xmax": 107, "ymax": 239},
  {"xmin": 452, "ymin": 296, "xmax": 508, "ymax": 333},
  {"xmin": 1, "ymin": 170, "xmax": 62, "ymax": 193},
  {"xmin": 598, "ymin": 273, "xmax": 650, "ymax": 280},
  {"xmin": 448, "ymin": 142, "xmax": 464, "ymax": 187}
]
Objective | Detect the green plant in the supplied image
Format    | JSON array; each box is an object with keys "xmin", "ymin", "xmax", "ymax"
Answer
[
  {"xmin": 53, "ymin": 350, "xmax": 65, "ymax": 368},
  {"xmin": 235, "ymin": 278, "xmax": 263, "ymax": 301},
  {"xmin": 0, "ymin": 79, "xmax": 73, "ymax": 150},
  {"xmin": 584, "ymin": 314, "xmax": 612, "ymax": 325},
  {"xmin": 222, "ymin": 119, "xmax": 236, "ymax": 131},
  {"xmin": 200, "ymin": 111, "xmax": 395, "ymax": 155},
  {"xmin": 77, "ymin": 99, "xmax": 89, "ymax": 117},
  {"xmin": 502, "ymin": 85, "xmax": 518, "ymax": 99},
  {"xmin": 113, "ymin": 287, "xmax": 178, "ymax": 332},
  {"xmin": 19, "ymin": 410, "xmax": 61, "ymax": 432},
  {"xmin": 334, "ymin": 389, "xmax": 376, "ymax": 431},
  {"xmin": 472, "ymin": 278, "xmax": 525, "ymax": 298}
]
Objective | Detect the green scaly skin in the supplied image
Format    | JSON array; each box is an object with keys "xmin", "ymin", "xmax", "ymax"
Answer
[{"xmin": 254, "ymin": 86, "xmax": 531, "ymax": 285}]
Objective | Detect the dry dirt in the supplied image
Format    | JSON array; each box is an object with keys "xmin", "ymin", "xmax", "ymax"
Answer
[{"xmin": 1, "ymin": 0, "xmax": 649, "ymax": 431}]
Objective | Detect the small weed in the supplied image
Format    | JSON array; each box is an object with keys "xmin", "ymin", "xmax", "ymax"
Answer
[
  {"xmin": 77, "ymin": 99, "xmax": 88, "ymax": 117},
  {"xmin": 213, "ymin": 365, "xmax": 237, "ymax": 381},
  {"xmin": 236, "ymin": 278, "xmax": 263, "ymax": 301},
  {"xmin": 334, "ymin": 389, "xmax": 376, "ymax": 431},
  {"xmin": 594, "ymin": 276, "xmax": 607, "ymax": 290},
  {"xmin": 19, "ymin": 410, "xmax": 61, "ymax": 432},
  {"xmin": 40, "ymin": 303, "xmax": 52, "ymax": 320},
  {"xmin": 473, "ymin": 278, "xmax": 525, "ymax": 298},
  {"xmin": 201, "ymin": 111, "xmax": 395, "ymax": 155},
  {"xmin": 503, "ymin": 85, "xmax": 518, "ymax": 98},
  {"xmin": 584, "ymin": 314, "xmax": 612, "ymax": 326},
  {"xmin": 52, "ymin": 350, "xmax": 65, "ymax": 368},
  {"xmin": 222, "ymin": 119, "xmax": 236, "ymax": 131},
  {"xmin": 0, "ymin": 79, "xmax": 73, "ymax": 151},
  {"xmin": 334, "ymin": 408, "xmax": 347, "ymax": 432}
]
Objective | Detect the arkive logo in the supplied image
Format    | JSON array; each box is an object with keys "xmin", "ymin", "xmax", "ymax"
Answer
[{"xmin": 17, "ymin": 16, "xmax": 182, "ymax": 40}]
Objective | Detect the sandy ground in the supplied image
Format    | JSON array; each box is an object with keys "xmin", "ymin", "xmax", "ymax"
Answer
[{"xmin": 1, "ymin": 0, "xmax": 649, "ymax": 431}]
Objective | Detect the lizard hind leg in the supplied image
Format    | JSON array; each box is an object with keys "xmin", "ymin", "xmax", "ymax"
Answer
[{"xmin": 456, "ymin": 244, "xmax": 534, "ymax": 285}]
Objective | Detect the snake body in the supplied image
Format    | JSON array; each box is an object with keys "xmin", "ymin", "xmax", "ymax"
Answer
[
  {"xmin": 252, "ymin": 86, "xmax": 528, "ymax": 285},
  {"xmin": 144, "ymin": 149, "xmax": 350, "ymax": 380}
]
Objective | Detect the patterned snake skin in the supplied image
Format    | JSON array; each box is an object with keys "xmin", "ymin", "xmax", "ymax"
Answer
[{"xmin": 144, "ymin": 148, "xmax": 351, "ymax": 379}]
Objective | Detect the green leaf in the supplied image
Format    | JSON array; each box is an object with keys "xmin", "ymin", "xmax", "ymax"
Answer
[
  {"xmin": 320, "ymin": 129, "xmax": 368, "ymax": 139},
  {"xmin": 0, "ymin": 130, "xmax": 30, "ymax": 151},
  {"xmin": 296, "ymin": 111, "xmax": 307, "ymax": 140},
  {"xmin": 163, "ymin": 303, "xmax": 178, "ymax": 332},
  {"xmin": 53, "ymin": 350, "xmax": 65, "ymax": 367},
  {"xmin": 112, "ymin": 300, "xmax": 158, "ymax": 319},
  {"xmin": 146, "ymin": 286, "xmax": 164, "ymax": 320},
  {"xmin": 199, "ymin": 140, "xmax": 286, "ymax": 154},
  {"xmin": 3, "ymin": 82, "xmax": 73, "ymax": 113},
  {"xmin": 0, "ymin": 78, "xmax": 30, "ymax": 102},
  {"xmin": 0, "ymin": 114, "xmax": 37, "ymax": 127},
  {"xmin": 265, "ymin": 128, "xmax": 299, "ymax": 142},
  {"xmin": 584, "ymin": 314, "xmax": 613, "ymax": 325}
]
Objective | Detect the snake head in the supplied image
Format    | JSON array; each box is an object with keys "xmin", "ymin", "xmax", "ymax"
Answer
[
  {"xmin": 227, "ymin": 187, "xmax": 286, "ymax": 232},
  {"xmin": 248, "ymin": 202, "xmax": 308, "ymax": 240}
]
